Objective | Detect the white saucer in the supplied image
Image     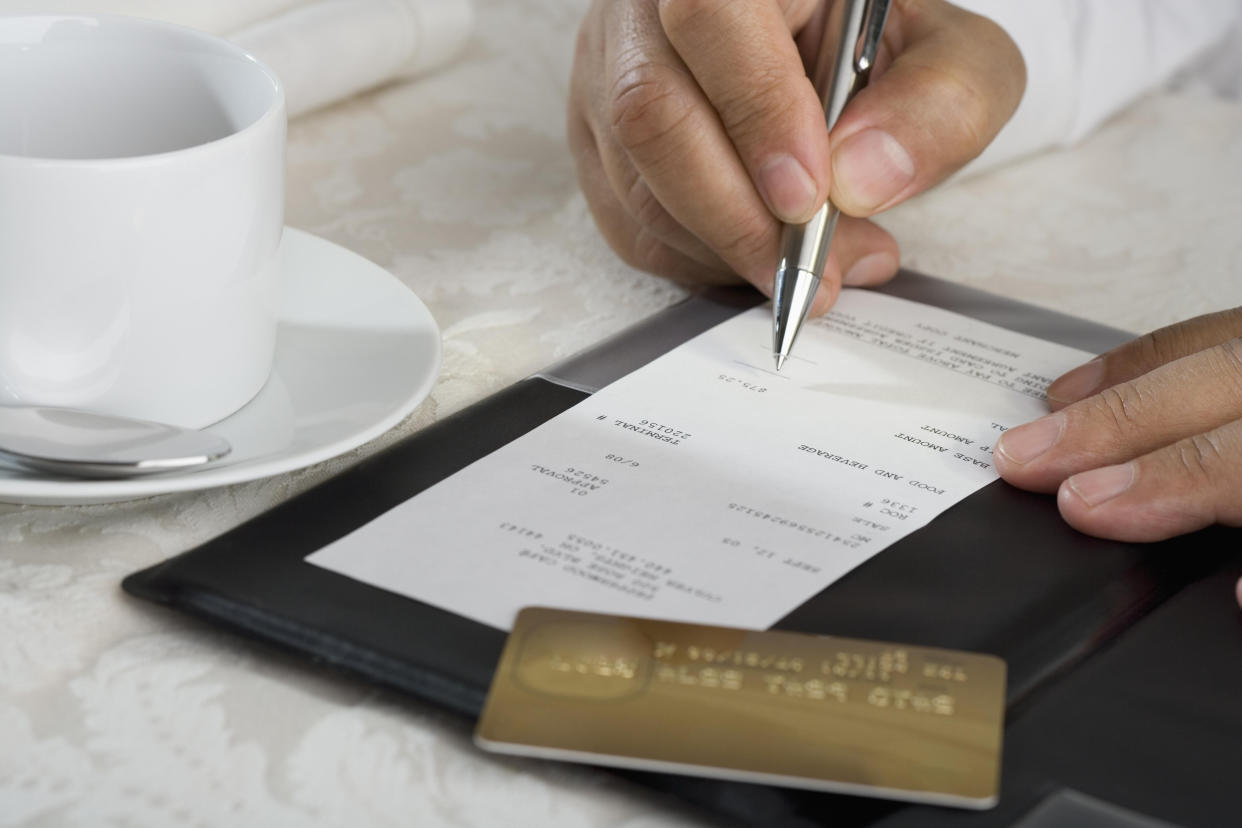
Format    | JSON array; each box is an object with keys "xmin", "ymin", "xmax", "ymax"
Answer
[{"xmin": 0, "ymin": 228, "xmax": 441, "ymax": 505}]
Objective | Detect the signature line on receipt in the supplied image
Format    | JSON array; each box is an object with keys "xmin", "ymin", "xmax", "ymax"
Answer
[{"xmin": 735, "ymin": 360, "xmax": 799, "ymax": 379}]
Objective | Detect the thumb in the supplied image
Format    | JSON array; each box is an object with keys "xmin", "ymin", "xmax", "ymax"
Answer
[{"xmin": 827, "ymin": 0, "xmax": 1025, "ymax": 216}]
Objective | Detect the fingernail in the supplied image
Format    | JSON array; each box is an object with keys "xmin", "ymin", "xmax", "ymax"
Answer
[
  {"xmin": 1048, "ymin": 357, "xmax": 1106, "ymax": 405},
  {"xmin": 996, "ymin": 413, "xmax": 1064, "ymax": 465},
  {"xmin": 833, "ymin": 129, "xmax": 915, "ymax": 211},
  {"xmin": 758, "ymin": 153, "xmax": 818, "ymax": 222},
  {"xmin": 843, "ymin": 252, "xmax": 898, "ymax": 286},
  {"xmin": 1067, "ymin": 463, "xmax": 1135, "ymax": 506}
]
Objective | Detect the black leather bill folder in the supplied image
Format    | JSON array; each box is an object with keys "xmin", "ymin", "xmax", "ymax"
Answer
[{"xmin": 125, "ymin": 273, "xmax": 1242, "ymax": 828}]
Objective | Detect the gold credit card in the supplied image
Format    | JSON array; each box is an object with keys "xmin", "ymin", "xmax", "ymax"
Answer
[{"xmin": 475, "ymin": 608, "xmax": 1006, "ymax": 809}]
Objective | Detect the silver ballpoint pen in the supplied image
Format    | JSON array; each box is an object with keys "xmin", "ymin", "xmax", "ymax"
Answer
[{"xmin": 772, "ymin": 0, "xmax": 892, "ymax": 370}]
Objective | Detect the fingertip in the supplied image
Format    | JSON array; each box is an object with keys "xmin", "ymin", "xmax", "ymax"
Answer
[
  {"xmin": 994, "ymin": 414, "xmax": 1064, "ymax": 468},
  {"xmin": 991, "ymin": 443, "xmax": 1017, "ymax": 481},
  {"xmin": 757, "ymin": 153, "xmax": 822, "ymax": 223},
  {"xmin": 1064, "ymin": 463, "xmax": 1136, "ymax": 509},
  {"xmin": 1053, "ymin": 465, "xmax": 1201, "ymax": 544},
  {"xmin": 1055, "ymin": 479, "xmax": 1085, "ymax": 523},
  {"xmin": 1236, "ymin": 576, "xmax": 1242, "ymax": 611},
  {"xmin": 1046, "ymin": 357, "xmax": 1106, "ymax": 408},
  {"xmin": 1054, "ymin": 464, "xmax": 1142, "ymax": 541},
  {"xmin": 1054, "ymin": 478, "xmax": 1124, "ymax": 541},
  {"xmin": 830, "ymin": 127, "xmax": 916, "ymax": 215},
  {"xmin": 992, "ymin": 422, "xmax": 1069, "ymax": 497}
]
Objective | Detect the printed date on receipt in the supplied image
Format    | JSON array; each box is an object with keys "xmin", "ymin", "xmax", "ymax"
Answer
[{"xmin": 308, "ymin": 290, "xmax": 1092, "ymax": 631}]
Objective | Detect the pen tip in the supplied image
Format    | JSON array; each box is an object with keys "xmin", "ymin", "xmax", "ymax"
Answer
[{"xmin": 774, "ymin": 353, "xmax": 787, "ymax": 372}]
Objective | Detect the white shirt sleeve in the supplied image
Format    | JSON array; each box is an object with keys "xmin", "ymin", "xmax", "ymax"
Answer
[{"xmin": 952, "ymin": 0, "xmax": 1242, "ymax": 172}]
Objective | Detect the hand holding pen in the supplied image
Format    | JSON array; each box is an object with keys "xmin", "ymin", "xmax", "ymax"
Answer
[
  {"xmin": 571, "ymin": 2, "xmax": 1242, "ymax": 600},
  {"xmin": 568, "ymin": 0, "xmax": 1024, "ymax": 311}
]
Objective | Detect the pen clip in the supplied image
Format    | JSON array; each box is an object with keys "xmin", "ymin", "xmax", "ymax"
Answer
[{"xmin": 854, "ymin": 0, "xmax": 892, "ymax": 77}]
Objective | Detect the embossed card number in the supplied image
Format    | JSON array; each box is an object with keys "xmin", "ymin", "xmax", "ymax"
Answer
[{"xmin": 476, "ymin": 607, "xmax": 1006, "ymax": 809}]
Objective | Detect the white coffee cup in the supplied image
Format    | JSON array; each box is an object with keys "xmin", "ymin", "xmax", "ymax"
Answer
[{"xmin": 0, "ymin": 15, "xmax": 285, "ymax": 429}]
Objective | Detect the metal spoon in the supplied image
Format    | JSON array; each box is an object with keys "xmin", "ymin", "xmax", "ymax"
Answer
[{"xmin": 0, "ymin": 406, "xmax": 231, "ymax": 479}]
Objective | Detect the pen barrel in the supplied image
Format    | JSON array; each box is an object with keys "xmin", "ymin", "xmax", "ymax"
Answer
[
  {"xmin": 777, "ymin": 202, "xmax": 840, "ymax": 279},
  {"xmin": 772, "ymin": 0, "xmax": 889, "ymax": 364},
  {"xmin": 777, "ymin": 0, "xmax": 873, "ymax": 276},
  {"xmin": 814, "ymin": 0, "xmax": 872, "ymax": 127},
  {"xmin": 773, "ymin": 201, "xmax": 838, "ymax": 360}
]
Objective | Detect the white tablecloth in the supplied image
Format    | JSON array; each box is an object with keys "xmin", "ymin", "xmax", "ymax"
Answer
[{"xmin": 3, "ymin": 1, "xmax": 1241, "ymax": 825}]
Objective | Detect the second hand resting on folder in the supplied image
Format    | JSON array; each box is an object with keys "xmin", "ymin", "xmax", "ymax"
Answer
[{"xmin": 568, "ymin": 0, "xmax": 1242, "ymax": 601}]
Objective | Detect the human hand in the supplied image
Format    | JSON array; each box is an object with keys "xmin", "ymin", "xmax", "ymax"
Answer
[
  {"xmin": 993, "ymin": 310, "xmax": 1242, "ymax": 605},
  {"xmin": 568, "ymin": 0, "xmax": 1024, "ymax": 311}
]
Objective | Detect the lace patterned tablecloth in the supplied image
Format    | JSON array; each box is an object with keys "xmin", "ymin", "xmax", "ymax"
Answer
[{"xmin": 3, "ymin": 1, "xmax": 1241, "ymax": 826}]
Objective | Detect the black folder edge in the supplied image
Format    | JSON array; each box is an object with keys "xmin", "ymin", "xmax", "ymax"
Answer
[{"xmin": 123, "ymin": 272, "xmax": 1238, "ymax": 827}]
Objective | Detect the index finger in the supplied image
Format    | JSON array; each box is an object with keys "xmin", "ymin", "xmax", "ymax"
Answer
[
  {"xmin": 1046, "ymin": 308, "xmax": 1242, "ymax": 408},
  {"xmin": 603, "ymin": 1, "xmax": 788, "ymax": 287},
  {"xmin": 659, "ymin": 0, "xmax": 831, "ymax": 225}
]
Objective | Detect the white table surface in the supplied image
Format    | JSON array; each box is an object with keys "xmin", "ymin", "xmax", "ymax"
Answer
[{"xmin": 3, "ymin": 1, "xmax": 1241, "ymax": 825}]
